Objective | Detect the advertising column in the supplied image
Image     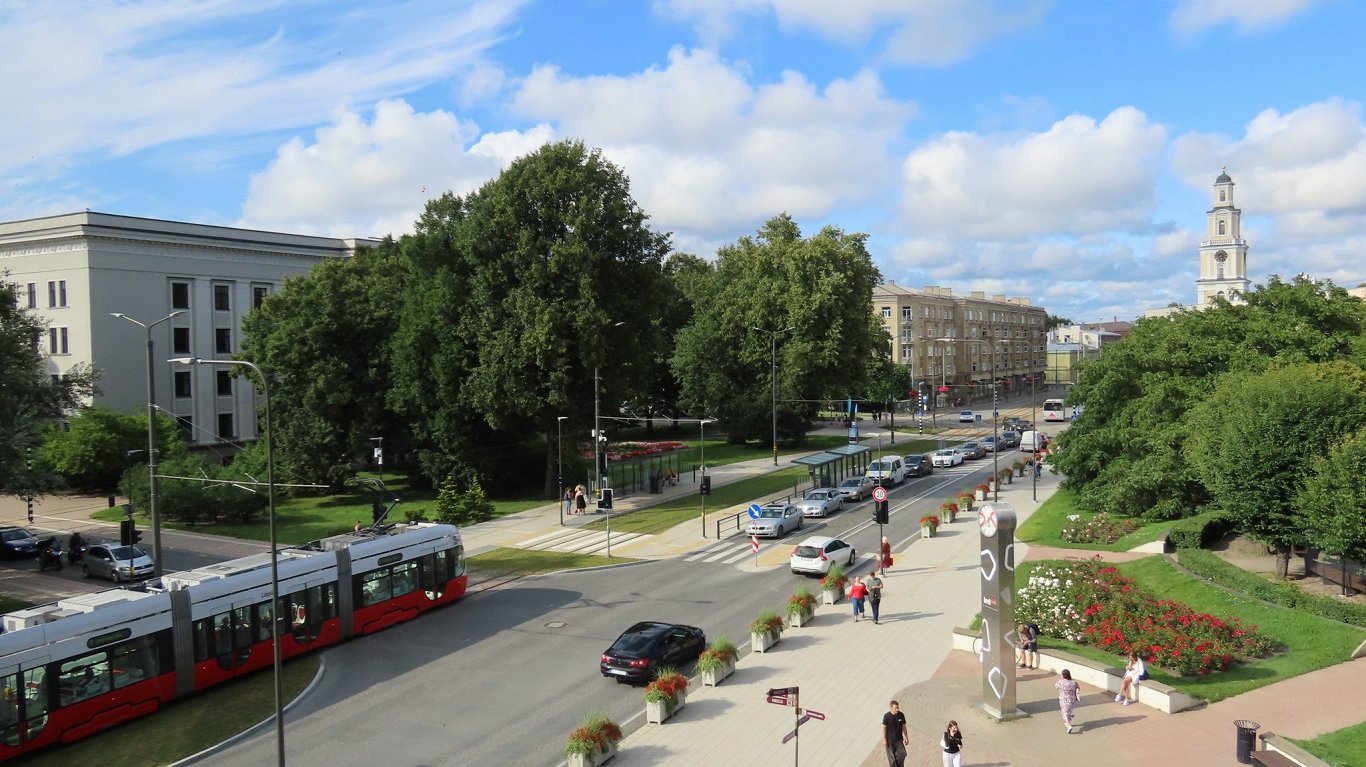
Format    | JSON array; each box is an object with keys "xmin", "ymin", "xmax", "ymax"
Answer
[{"xmin": 977, "ymin": 502, "xmax": 1024, "ymax": 720}]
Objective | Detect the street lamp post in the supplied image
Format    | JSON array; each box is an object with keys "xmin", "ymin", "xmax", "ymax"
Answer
[
  {"xmin": 699, "ymin": 417, "xmax": 714, "ymax": 537},
  {"xmin": 595, "ymin": 321, "xmax": 625, "ymax": 557},
  {"xmin": 1031, "ymin": 369, "xmax": 1038, "ymax": 501},
  {"xmin": 112, "ymin": 310, "xmax": 184, "ymax": 577},
  {"xmin": 557, "ymin": 416, "xmax": 567, "ymax": 526},
  {"xmin": 751, "ymin": 326, "xmax": 794, "ymax": 465},
  {"xmin": 170, "ymin": 357, "xmax": 283, "ymax": 767}
]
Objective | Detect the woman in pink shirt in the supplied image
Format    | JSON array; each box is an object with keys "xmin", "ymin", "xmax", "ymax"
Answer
[{"xmin": 849, "ymin": 576, "xmax": 869, "ymax": 622}]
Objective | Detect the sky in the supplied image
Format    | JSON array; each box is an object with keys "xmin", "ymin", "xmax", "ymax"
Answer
[{"xmin": 3, "ymin": 0, "xmax": 1365, "ymax": 322}]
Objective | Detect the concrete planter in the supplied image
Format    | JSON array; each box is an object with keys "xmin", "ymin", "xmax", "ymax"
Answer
[
  {"xmin": 701, "ymin": 660, "xmax": 735, "ymax": 687},
  {"xmin": 751, "ymin": 630, "xmax": 779, "ymax": 653},
  {"xmin": 566, "ymin": 741, "xmax": 617, "ymax": 767},
  {"xmin": 921, "ymin": 524, "xmax": 936, "ymax": 538},
  {"xmin": 645, "ymin": 691, "xmax": 687, "ymax": 724},
  {"xmin": 788, "ymin": 608, "xmax": 814, "ymax": 629},
  {"xmin": 976, "ymin": 488, "xmax": 987, "ymax": 501},
  {"xmin": 821, "ymin": 587, "xmax": 844, "ymax": 605}
]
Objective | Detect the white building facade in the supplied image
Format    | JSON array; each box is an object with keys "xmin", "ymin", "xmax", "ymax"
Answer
[
  {"xmin": 0, "ymin": 212, "xmax": 376, "ymax": 447},
  {"xmin": 1196, "ymin": 168, "xmax": 1251, "ymax": 305}
]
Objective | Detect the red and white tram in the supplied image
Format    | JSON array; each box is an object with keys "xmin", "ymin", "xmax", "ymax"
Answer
[{"xmin": 0, "ymin": 522, "xmax": 465, "ymax": 760}]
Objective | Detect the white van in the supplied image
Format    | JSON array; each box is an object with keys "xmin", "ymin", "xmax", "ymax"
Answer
[
  {"xmin": 865, "ymin": 457, "xmax": 906, "ymax": 487},
  {"xmin": 1018, "ymin": 431, "xmax": 1049, "ymax": 452}
]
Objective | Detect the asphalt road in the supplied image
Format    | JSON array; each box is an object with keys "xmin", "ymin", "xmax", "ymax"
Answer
[{"xmin": 189, "ymin": 453, "xmax": 1006, "ymax": 767}]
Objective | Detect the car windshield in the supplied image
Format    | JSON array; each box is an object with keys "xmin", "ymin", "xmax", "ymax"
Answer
[
  {"xmin": 108, "ymin": 545, "xmax": 148, "ymax": 560},
  {"xmin": 794, "ymin": 545, "xmax": 823, "ymax": 558},
  {"xmin": 906, "ymin": 457, "xmax": 922, "ymax": 465},
  {"xmin": 609, "ymin": 633, "xmax": 656, "ymax": 653},
  {"xmin": 868, "ymin": 460, "xmax": 891, "ymax": 472},
  {"xmin": 935, "ymin": 450, "xmax": 953, "ymax": 457},
  {"xmin": 804, "ymin": 490, "xmax": 828, "ymax": 500},
  {"xmin": 839, "ymin": 479, "xmax": 862, "ymax": 487},
  {"xmin": 759, "ymin": 508, "xmax": 785, "ymax": 518},
  {"xmin": 960, "ymin": 410, "xmax": 972, "ymax": 416},
  {"xmin": 1, "ymin": 530, "xmax": 29, "ymax": 542}
]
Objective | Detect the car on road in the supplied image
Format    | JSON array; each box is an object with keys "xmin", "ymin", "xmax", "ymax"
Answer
[
  {"xmin": 836, "ymin": 476, "xmax": 874, "ymax": 502},
  {"xmin": 600, "ymin": 621, "xmax": 707, "ymax": 683},
  {"xmin": 982, "ymin": 436, "xmax": 999, "ymax": 452},
  {"xmin": 797, "ymin": 488, "xmax": 843, "ymax": 518},
  {"xmin": 932, "ymin": 448, "xmax": 964, "ymax": 468},
  {"xmin": 903, "ymin": 454, "xmax": 933, "ymax": 477},
  {"xmin": 958, "ymin": 410, "xmax": 976, "ymax": 423},
  {"xmin": 959, "ymin": 442, "xmax": 986, "ymax": 459},
  {"xmin": 1019, "ymin": 430, "xmax": 1050, "ymax": 452},
  {"xmin": 790, "ymin": 535, "xmax": 856, "ymax": 575},
  {"xmin": 999, "ymin": 431, "xmax": 1020, "ymax": 449},
  {"xmin": 80, "ymin": 543, "xmax": 155, "ymax": 582},
  {"xmin": 747, "ymin": 503, "xmax": 804, "ymax": 538},
  {"xmin": 865, "ymin": 457, "xmax": 906, "ymax": 487},
  {"xmin": 0, "ymin": 527, "xmax": 39, "ymax": 559}
]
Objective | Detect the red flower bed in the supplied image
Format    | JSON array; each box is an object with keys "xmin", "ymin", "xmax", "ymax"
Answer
[{"xmin": 577, "ymin": 440, "xmax": 687, "ymax": 462}]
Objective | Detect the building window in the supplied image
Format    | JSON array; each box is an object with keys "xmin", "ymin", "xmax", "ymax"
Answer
[
  {"xmin": 175, "ymin": 415, "xmax": 193, "ymax": 436},
  {"xmin": 1220, "ymin": 189, "xmax": 1226, "ymax": 202},
  {"xmin": 48, "ymin": 328, "xmax": 57, "ymax": 354},
  {"xmin": 171, "ymin": 282, "xmax": 190, "ymax": 310},
  {"xmin": 215, "ymin": 328, "xmax": 232, "ymax": 354},
  {"xmin": 216, "ymin": 370, "xmax": 232, "ymax": 396},
  {"xmin": 58, "ymin": 327, "xmax": 68, "ymax": 354},
  {"xmin": 173, "ymin": 327, "xmax": 191, "ymax": 355},
  {"xmin": 1218, "ymin": 220, "xmax": 1226, "ymax": 235},
  {"xmin": 58, "ymin": 280, "xmax": 67, "ymax": 307},
  {"xmin": 174, "ymin": 371, "xmax": 192, "ymax": 398},
  {"xmin": 26, "ymin": 283, "xmax": 36, "ymax": 308},
  {"xmin": 901, "ymin": 307, "xmax": 912, "ymax": 320},
  {"xmin": 214, "ymin": 284, "xmax": 231, "ymax": 311},
  {"xmin": 217, "ymin": 413, "xmax": 234, "ymax": 439},
  {"xmin": 47, "ymin": 281, "xmax": 56, "ymax": 307},
  {"xmin": 880, "ymin": 306, "xmax": 891, "ymax": 319},
  {"xmin": 252, "ymin": 285, "xmax": 270, "ymax": 309}
]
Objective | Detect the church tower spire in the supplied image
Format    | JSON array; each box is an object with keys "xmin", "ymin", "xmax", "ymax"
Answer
[{"xmin": 1196, "ymin": 167, "xmax": 1251, "ymax": 305}]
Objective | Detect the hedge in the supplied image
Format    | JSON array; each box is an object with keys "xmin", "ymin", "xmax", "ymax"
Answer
[
  {"xmin": 1167, "ymin": 510, "xmax": 1237, "ymax": 550},
  {"xmin": 1177, "ymin": 548, "xmax": 1366, "ymax": 629}
]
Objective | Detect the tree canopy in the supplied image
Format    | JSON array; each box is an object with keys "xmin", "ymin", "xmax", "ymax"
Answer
[{"xmin": 1299, "ymin": 427, "xmax": 1366, "ymax": 567}]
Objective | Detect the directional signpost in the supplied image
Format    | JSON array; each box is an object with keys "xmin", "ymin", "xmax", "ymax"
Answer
[
  {"xmin": 749, "ymin": 504, "xmax": 763, "ymax": 564},
  {"xmin": 766, "ymin": 687, "xmax": 823, "ymax": 765}
]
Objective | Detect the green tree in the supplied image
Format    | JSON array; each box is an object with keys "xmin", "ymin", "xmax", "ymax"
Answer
[
  {"xmin": 121, "ymin": 447, "xmax": 268, "ymax": 526},
  {"xmin": 1185, "ymin": 362, "xmax": 1366, "ymax": 578},
  {"xmin": 391, "ymin": 140, "xmax": 672, "ymax": 492},
  {"xmin": 1298, "ymin": 428, "xmax": 1366, "ymax": 571},
  {"xmin": 434, "ymin": 471, "xmax": 494, "ymax": 526},
  {"xmin": 0, "ymin": 276, "xmax": 96, "ymax": 497},
  {"xmin": 671, "ymin": 214, "xmax": 883, "ymax": 447},
  {"xmin": 239, "ymin": 240, "xmax": 407, "ymax": 489},
  {"xmin": 37, "ymin": 406, "xmax": 185, "ymax": 492},
  {"xmin": 1045, "ymin": 313, "xmax": 1073, "ymax": 331}
]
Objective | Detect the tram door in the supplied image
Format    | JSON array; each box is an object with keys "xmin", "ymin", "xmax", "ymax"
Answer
[{"xmin": 0, "ymin": 661, "xmax": 51, "ymax": 754}]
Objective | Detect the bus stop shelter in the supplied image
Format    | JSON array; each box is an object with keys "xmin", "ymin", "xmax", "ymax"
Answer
[{"xmin": 791, "ymin": 443, "xmax": 872, "ymax": 488}]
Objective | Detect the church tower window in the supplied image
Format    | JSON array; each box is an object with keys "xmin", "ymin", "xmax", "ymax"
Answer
[
  {"xmin": 1220, "ymin": 189, "xmax": 1226, "ymax": 202},
  {"xmin": 1218, "ymin": 220, "xmax": 1226, "ymax": 235}
]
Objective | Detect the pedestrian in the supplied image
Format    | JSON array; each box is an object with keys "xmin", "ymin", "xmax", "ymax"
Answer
[
  {"xmin": 940, "ymin": 720, "xmax": 964, "ymax": 767},
  {"xmin": 1034, "ymin": 457, "xmax": 1043, "ymax": 478},
  {"xmin": 882, "ymin": 700, "xmax": 909, "ymax": 767},
  {"xmin": 880, "ymin": 536, "xmax": 893, "ymax": 570},
  {"xmin": 563, "ymin": 486, "xmax": 573, "ymax": 516},
  {"xmin": 1117, "ymin": 652, "xmax": 1145, "ymax": 705},
  {"xmin": 865, "ymin": 569, "xmax": 884, "ymax": 624},
  {"xmin": 1056, "ymin": 668, "xmax": 1082, "ymax": 733},
  {"xmin": 353, "ymin": 520, "xmax": 363, "ymax": 532},
  {"xmin": 849, "ymin": 575, "xmax": 868, "ymax": 622},
  {"xmin": 1022, "ymin": 622, "xmax": 1039, "ymax": 669},
  {"xmin": 1016, "ymin": 623, "xmax": 1030, "ymax": 668},
  {"xmin": 574, "ymin": 484, "xmax": 587, "ymax": 515}
]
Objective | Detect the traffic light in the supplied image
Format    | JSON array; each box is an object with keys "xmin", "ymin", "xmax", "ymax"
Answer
[
  {"xmin": 597, "ymin": 487, "xmax": 613, "ymax": 510},
  {"xmin": 597, "ymin": 451, "xmax": 608, "ymax": 477},
  {"xmin": 119, "ymin": 519, "xmax": 134, "ymax": 546},
  {"xmin": 873, "ymin": 499, "xmax": 889, "ymax": 525},
  {"xmin": 700, "ymin": 475, "xmax": 712, "ymax": 495},
  {"xmin": 132, "ymin": 528, "xmax": 143, "ymax": 544}
]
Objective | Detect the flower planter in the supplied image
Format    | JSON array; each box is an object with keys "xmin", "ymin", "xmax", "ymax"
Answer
[
  {"xmin": 921, "ymin": 524, "xmax": 936, "ymax": 538},
  {"xmin": 976, "ymin": 488, "xmax": 987, "ymax": 501},
  {"xmin": 821, "ymin": 588, "xmax": 843, "ymax": 605},
  {"xmin": 701, "ymin": 660, "xmax": 735, "ymax": 687},
  {"xmin": 645, "ymin": 691, "xmax": 687, "ymax": 724},
  {"xmin": 567, "ymin": 741, "xmax": 617, "ymax": 767},
  {"xmin": 751, "ymin": 630, "xmax": 779, "ymax": 653},
  {"xmin": 1003, "ymin": 474, "xmax": 1013, "ymax": 484},
  {"xmin": 788, "ymin": 609, "xmax": 813, "ymax": 629},
  {"xmin": 944, "ymin": 510, "xmax": 956, "ymax": 524}
]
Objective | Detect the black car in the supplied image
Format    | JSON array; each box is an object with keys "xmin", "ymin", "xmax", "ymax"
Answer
[
  {"xmin": 1000, "ymin": 431, "xmax": 1021, "ymax": 449},
  {"xmin": 0, "ymin": 527, "xmax": 39, "ymax": 558},
  {"xmin": 600, "ymin": 621, "xmax": 706, "ymax": 683},
  {"xmin": 903, "ymin": 454, "xmax": 933, "ymax": 477}
]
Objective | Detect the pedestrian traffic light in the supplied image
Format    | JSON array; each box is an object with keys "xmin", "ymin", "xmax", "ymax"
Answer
[
  {"xmin": 873, "ymin": 499, "xmax": 889, "ymax": 525},
  {"xmin": 597, "ymin": 487, "xmax": 613, "ymax": 510},
  {"xmin": 597, "ymin": 451, "xmax": 608, "ymax": 476},
  {"xmin": 700, "ymin": 475, "xmax": 712, "ymax": 495},
  {"xmin": 132, "ymin": 528, "xmax": 143, "ymax": 544},
  {"xmin": 119, "ymin": 519, "xmax": 134, "ymax": 546}
]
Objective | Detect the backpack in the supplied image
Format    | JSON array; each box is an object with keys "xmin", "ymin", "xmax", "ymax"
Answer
[{"xmin": 1028, "ymin": 623, "xmax": 1040, "ymax": 640}]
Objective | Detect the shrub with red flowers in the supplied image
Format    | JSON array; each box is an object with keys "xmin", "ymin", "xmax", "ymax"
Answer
[
  {"xmin": 919, "ymin": 514, "xmax": 941, "ymax": 528},
  {"xmin": 565, "ymin": 711, "xmax": 623, "ymax": 758},
  {"xmin": 939, "ymin": 501, "xmax": 958, "ymax": 515},
  {"xmin": 644, "ymin": 668, "xmax": 688, "ymax": 712},
  {"xmin": 578, "ymin": 440, "xmax": 686, "ymax": 463},
  {"xmin": 1016, "ymin": 558, "xmax": 1277, "ymax": 676},
  {"xmin": 1059, "ymin": 512, "xmax": 1141, "ymax": 544},
  {"xmin": 955, "ymin": 491, "xmax": 975, "ymax": 510}
]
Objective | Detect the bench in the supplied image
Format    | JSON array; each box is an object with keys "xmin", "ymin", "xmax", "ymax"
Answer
[
  {"xmin": 1251, "ymin": 752, "xmax": 1300, "ymax": 767},
  {"xmin": 1253, "ymin": 733, "xmax": 1334, "ymax": 767}
]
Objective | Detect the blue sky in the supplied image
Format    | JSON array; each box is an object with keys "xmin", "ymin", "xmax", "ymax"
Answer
[{"xmin": 3, "ymin": 0, "xmax": 1364, "ymax": 322}]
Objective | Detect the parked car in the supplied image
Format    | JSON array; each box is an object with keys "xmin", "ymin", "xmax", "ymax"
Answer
[
  {"xmin": 865, "ymin": 457, "xmax": 906, "ymax": 487},
  {"xmin": 797, "ymin": 487, "xmax": 843, "ymax": 518},
  {"xmin": 80, "ymin": 543, "xmax": 155, "ymax": 582},
  {"xmin": 0, "ymin": 527, "xmax": 39, "ymax": 559},
  {"xmin": 958, "ymin": 409, "xmax": 976, "ymax": 423},
  {"xmin": 836, "ymin": 476, "xmax": 874, "ymax": 502},
  {"xmin": 790, "ymin": 536, "xmax": 856, "ymax": 575},
  {"xmin": 982, "ymin": 436, "xmax": 999, "ymax": 452},
  {"xmin": 600, "ymin": 621, "xmax": 707, "ymax": 683},
  {"xmin": 932, "ymin": 449, "xmax": 964, "ymax": 468},
  {"xmin": 959, "ymin": 442, "xmax": 986, "ymax": 459},
  {"xmin": 903, "ymin": 454, "xmax": 933, "ymax": 477},
  {"xmin": 999, "ymin": 431, "xmax": 1020, "ymax": 448},
  {"xmin": 747, "ymin": 503, "xmax": 804, "ymax": 538}
]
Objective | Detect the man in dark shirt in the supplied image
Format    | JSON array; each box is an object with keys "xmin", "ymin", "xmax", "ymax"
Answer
[{"xmin": 882, "ymin": 699, "xmax": 909, "ymax": 766}]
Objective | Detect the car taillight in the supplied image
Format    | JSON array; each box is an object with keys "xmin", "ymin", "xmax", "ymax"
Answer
[
  {"xmin": 792, "ymin": 547, "xmax": 798, "ymax": 556},
  {"xmin": 819, "ymin": 550, "xmax": 827, "ymax": 560},
  {"xmin": 629, "ymin": 658, "xmax": 650, "ymax": 668},
  {"xmin": 601, "ymin": 654, "xmax": 611, "ymax": 663}
]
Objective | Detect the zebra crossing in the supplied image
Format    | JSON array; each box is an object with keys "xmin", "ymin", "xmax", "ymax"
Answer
[{"xmin": 516, "ymin": 527, "xmax": 654, "ymax": 556}]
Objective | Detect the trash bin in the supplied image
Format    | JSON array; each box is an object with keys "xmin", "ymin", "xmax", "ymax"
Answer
[
  {"xmin": 1234, "ymin": 720, "xmax": 1260, "ymax": 764},
  {"xmin": 649, "ymin": 475, "xmax": 661, "ymax": 494}
]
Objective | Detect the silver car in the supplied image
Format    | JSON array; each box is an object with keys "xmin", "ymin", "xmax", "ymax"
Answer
[
  {"xmin": 81, "ymin": 543, "xmax": 155, "ymax": 582},
  {"xmin": 797, "ymin": 488, "xmax": 843, "ymax": 518},
  {"xmin": 836, "ymin": 476, "xmax": 874, "ymax": 502},
  {"xmin": 746, "ymin": 503, "xmax": 804, "ymax": 538}
]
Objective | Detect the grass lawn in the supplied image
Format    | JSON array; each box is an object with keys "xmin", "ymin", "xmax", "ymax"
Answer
[
  {"xmin": 20, "ymin": 656, "xmax": 319, "ymax": 767},
  {"xmin": 1015, "ymin": 487, "xmax": 1171, "ymax": 552},
  {"xmin": 469, "ymin": 547, "xmax": 628, "ymax": 575},
  {"xmin": 582, "ymin": 466, "xmax": 811, "ymax": 535},
  {"xmin": 0, "ymin": 596, "xmax": 31, "ymax": 613},
  {"xmin": 1295, "ymin": 721, "xmax": 1366, "ymax": 767},
  {"xmin": 1021, "ymin": 556, "xmax": 1366, "ymax": 702}
]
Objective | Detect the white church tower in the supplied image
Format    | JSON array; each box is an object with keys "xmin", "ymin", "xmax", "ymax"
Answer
[{"xmin": 1196, "ymin": 168, "xmax": 1251, "ymax": 305}]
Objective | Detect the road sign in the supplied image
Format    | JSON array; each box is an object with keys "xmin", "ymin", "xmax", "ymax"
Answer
[
  {"xmin": 766, "ymin": 695, "xmax": 793, "ymax": 706},
  {"xmin": 781, "ymin": 716, "xmax": 811, "ymax": 743},
  {"xmin": 748, "ymin": 503, "xmax": 763, "ymax": 519},
  {"xmin": 799, "ymin": 708, "xmax": 826, "ymax": 720},
  {"xmin": 751, "ymin": 535, "xmax": 759, "ymax": 553},
  {"xmin": 871, "ymin": 486, "xmax": 888, "ymax": 503},
  {"xmin": 767, "ymin": 686, "xmax": 798, "ymax": 696}
]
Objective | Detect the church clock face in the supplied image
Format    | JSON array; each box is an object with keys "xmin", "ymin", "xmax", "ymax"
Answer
[{"xmin": 1215, "ymin": 251, "xmax": 1227, "ymax": 262}]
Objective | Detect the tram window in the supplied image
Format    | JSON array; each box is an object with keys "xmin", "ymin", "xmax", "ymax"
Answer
[
  {"xmin": 20, "ymin": 667, "xmax": 47, "ymax": 740},
  {"xmin": 110, "ymin": 635, "xmax": 160, "ymax": 688},
  {"xmin": 454, "ymin": 545, "xmax": 466, "ymax": 577},
  {"xmin": 256, "ymin": 601, "xmax": 276, "ymax": 642},
  {"xmin": 392, "ymin": 562, "xmax": 418, "ymax": 598},
  {"xmin": 322, "ymin": 583, "xmax": 338, "ymax": 620},
  {"xmin": 193, "ymin": 618, "xmax": 212, "ymax": 662},
  {"xmin": 0, "ymin": 672, "xmax": 19, "ymax": 747},
  {"xmin": 360, "ymin": 569, "xmax": 392, "ymax": 607},
  {"xmin": 289, "ymin": 585, "xmax": 332, "ymax": 644},
  {"xmin": 58, "ymin": 654, "xmax": 110, "ymax": 706}
]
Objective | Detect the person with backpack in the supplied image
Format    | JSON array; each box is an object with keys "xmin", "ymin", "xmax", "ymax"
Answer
[{"xmin": 1024, "ymin": 622, "xmax": 1040, "ymax": 669}]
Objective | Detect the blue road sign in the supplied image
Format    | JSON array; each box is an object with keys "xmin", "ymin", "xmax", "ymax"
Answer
[{"xmin": 748, "ymin": 503, "xmax": 763, "ymax": 519}]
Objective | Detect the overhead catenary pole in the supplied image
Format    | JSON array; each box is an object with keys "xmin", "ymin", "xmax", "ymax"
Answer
[
  {"xmin": 751, "ymin": 325, "xmax": 794, "ymax": 465},
  {"xmin": 557, "ymin": 416, "xmax": 567, "ymax": 526}
]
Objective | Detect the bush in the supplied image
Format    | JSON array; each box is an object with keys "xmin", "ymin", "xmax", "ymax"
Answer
[
  {"xmin": 565, "ymin": 711, "xmax": 622, "ymax": 758},
  {"xmin": 1178, "ymin": 548, "xmax": 1366, "ymax": 629},
  {"xmin": 786, "ymin": 587, "xmax": 817, "ymax": 617},
  {"xmin": 644, "ymin": 667, "xmax": 688, "ymax": 712},
  {"xmin": 435, "ymin": 472, "xmax": 495, "ymax": 526},
  {"xmin": 751, "ymin": 609, "xmax": 784, "ymax": 636},
  {"xmin": 1167, "ymin": 510, "xmax": 1237, "ymax": 550},
  {"xmin": 696, "ymin": 636, "xmax": 738, "ymax": 673},
  {"xmin": 820, "ymin": 562, "xmax": 848, "ymax": 592},
  {"xmin": 1059, "ymin": 512, "xmax": 1140, "ymax": 544}
]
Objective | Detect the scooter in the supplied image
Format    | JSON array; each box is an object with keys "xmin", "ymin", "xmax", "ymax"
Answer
[{"xmin": 37, "ymin": 538, "xmax": 64, "ymax": 572}]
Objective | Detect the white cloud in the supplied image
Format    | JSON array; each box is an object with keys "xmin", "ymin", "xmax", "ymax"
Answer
[
  {"xmin": 899, "ymin": 107, "xmax": 1168, "ymax": 240},
  {"xmin": 657, "ymin": 0, "xmax": 1050, "ymax": 65},
  {"xmin": 240, "ymin": 99, "xmax": 553, "ymax": 238},
  {"xmin": 1170, "ymin": 0, "xmax": 1326, "ymax": 35},
  {"xmin": 510, "ymin": 47, "xmax": 913, "ymax": 237}
]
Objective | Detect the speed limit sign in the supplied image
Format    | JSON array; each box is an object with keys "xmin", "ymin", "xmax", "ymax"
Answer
[{"xmin": 871, "ymin": 486, "xmax": 888, "ymax": 503}]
